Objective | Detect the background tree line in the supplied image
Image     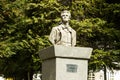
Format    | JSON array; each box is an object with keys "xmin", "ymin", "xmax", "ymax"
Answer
[{"xmin": 0, "ymin": 0, "xmax": 120, "ymax": 80}]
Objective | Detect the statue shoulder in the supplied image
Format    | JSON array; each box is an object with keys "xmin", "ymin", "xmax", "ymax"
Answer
[
  {"xmin": 68, "ymin": 26, "xmax": 76, "ymax": 33},
  {"xmin": 52, "ymin": 24, "xmax": 62, "ymax": 31},
  {"xmin": 72, "ymin": 28, "xmax": 76, "ymax": 33}
]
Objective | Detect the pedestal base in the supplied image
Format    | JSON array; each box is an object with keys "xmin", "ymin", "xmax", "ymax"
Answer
[{"xmin": 39, "ymin": 45, "xmax": 93, "ymax": 80}]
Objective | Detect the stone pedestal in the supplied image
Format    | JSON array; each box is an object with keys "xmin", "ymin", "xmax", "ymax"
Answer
[{"xmin": 39, "ymin": 45, "xmax": 93, "ymax": 80}]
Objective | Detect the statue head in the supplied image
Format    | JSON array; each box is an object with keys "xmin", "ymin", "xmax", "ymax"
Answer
[{"xmin": 61, "ymin": 10, "xmax": 71, "ymax": 22}]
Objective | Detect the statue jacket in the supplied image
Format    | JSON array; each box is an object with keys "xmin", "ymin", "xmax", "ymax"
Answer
[{"xmin": 49, "ymin": 24, "xmax": 76, "ymax": 46}]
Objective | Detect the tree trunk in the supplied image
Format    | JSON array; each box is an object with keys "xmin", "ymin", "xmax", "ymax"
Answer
[
  {"xmin": 104, "ymin": 65, "xmax": 107, "ymax": 80},
  {"xmin": 27, "ymin": 71, "xmax": 33, "ymax": 80}
]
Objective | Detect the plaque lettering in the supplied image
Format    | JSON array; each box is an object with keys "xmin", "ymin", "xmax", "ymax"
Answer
[{"xmin": 67, "ymin": 64, "xmax": 78, "ymax": 73}]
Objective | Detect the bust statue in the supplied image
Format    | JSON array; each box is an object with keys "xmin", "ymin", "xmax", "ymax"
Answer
[{"xmin": 49, "ymin": 10, "xmax": 76, "ymax": 46}]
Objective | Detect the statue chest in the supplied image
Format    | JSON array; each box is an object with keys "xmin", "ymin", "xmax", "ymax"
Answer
[{"xmin": 60, "ymin": 28, "xmax": 71, "ymax": 43}]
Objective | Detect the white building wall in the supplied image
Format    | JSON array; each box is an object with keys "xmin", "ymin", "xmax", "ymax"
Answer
[
  {"xmin": 95, "ymin": 70, "xmax": 104, "ymax": 80},
  {"xmin": 114, "ymin": 70, "xmax": 120, "ymax": 80},
  {"xmin": 88, "ymin": 69, "xmax": 120, "ymax": 80}
]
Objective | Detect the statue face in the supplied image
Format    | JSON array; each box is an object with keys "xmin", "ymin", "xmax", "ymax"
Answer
[{"xmin": 61, "ymin": 12, "xmax": 70, "ymax": 22}]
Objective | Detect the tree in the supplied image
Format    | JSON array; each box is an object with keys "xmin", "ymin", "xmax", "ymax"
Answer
[
  {"xmin": 0, "ymin": 0, "xmax": 49, "ymax": 79},
  {"xmin": 0, "ymin": 0, "xmax": 120, "ymax": 80}
]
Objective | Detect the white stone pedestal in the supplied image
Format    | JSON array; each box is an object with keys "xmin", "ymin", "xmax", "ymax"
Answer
[{"xmin": 39, "ymin": 45, "xmax": 93, "ymax": 80}]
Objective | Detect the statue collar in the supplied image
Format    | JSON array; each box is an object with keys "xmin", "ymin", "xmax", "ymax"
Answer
[{"xmin": 60, "ymin": 24, "xmax": 72, "ymax": 32}]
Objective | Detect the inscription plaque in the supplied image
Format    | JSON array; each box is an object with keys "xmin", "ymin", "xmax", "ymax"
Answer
[{"xmin": 67, "ymin": 64, "xmax": 78, "ymax": 73}]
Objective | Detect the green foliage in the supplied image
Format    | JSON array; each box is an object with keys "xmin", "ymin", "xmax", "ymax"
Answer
[
  {"xmin": 89, "ymin": 49, "xmax": 112, "ymax": 70},
  {"xmin": 0, "ymin": 0, "xmax": 120, "ymax": 79}
]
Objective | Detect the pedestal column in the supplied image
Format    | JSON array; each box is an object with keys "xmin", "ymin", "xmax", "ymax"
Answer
[{"xmin": 39, "ymin": 45, "xmax": 93, "ymax": 80}]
